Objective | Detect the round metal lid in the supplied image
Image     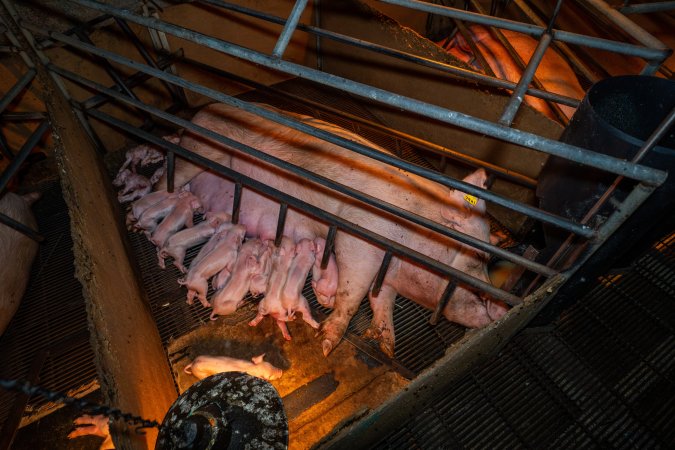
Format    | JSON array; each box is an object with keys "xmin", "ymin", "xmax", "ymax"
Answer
[{"xmin": 156, "ymin": 372, "xmax": 288, "ymax": 450}]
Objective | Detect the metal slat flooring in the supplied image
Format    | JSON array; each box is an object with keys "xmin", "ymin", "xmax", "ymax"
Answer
[{"xmin": 374, "ymin": 233, "xmax": 675, "ymax": 449}]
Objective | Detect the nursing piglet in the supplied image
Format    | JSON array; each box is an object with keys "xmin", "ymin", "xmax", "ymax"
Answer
[
  {"xmin": 311, "ymin": 237, "xmax": 338, "ymax": 308},
  {"xmin": 150, "ymin": 191, "xmax": 202, "ymax": 248},
  {"xmin": 184, "ymin": 354, "xmax": 282, "ymax": 381},
  {"xmin": 179, "ymin": 224, "xmax": 246, "ymax": 306}
]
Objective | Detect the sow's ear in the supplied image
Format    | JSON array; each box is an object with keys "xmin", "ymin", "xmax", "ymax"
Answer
[
  {"xmin": 252, "ymin": 354, "xmax": 265, "ymax": 364},
  {"xmin": 440, "ymin": 168, "xmax": 488, "ymax": 223}
]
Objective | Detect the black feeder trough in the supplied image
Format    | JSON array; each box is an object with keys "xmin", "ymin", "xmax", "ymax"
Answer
[{"xmin": 156, "ymin": 372, "xmax": 288, "ymax": 449}]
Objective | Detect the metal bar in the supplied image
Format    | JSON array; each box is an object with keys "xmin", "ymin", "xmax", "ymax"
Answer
[
  {"xmin": 45, "ymin": 3, "xmax": 667, "ymax": 186},
  {"xmin": 200, "ymin": 0, "xmax": 580, "ymax": 111},
  {"xmin": 0, "ymin": 120, "xmax": 50, "ymax": 196},
  {"xmin": 50, "ymin": 62, "xmax": 559, "ymax": 277},
  {"xmin": 166, "ymin": 149, "xmax": 175, "ymax": 193},
  {"xmin": 0, "ymin": 211, "xmax": 44, "ymax": 242},
  {"xmin": 619, "ymin": 1, "xmax": 675, "ymax": 14},
  {"xmin": 313, "ymin": 0, "xmax": 322, "ymax": 71},
  {"xmin": 113, "ymin": 17, "xmax": 187, "ymax": 106},
  {"xmin": 499, "ymin": 32, "xmax": 553, "ymax": 126},
  {"xmin": 231, "ymin": 182, "xmax": 242, "ymax": 224},
  {"xmin": 174, "ymin": 54, "xmax": 539, "ymax": 188},
  {"xmin": 86, "ymin": 107, "xmax": 523, "ymax": 305},
  {"xmin": 272, "ymin": 0, "xmax": 308, "ymax": 58},
  {"xmin": 378, "ymin": 0, "xmax": 670, "ymax": 60},
  {"xmin": 0, "ymin": 68, "xmax": 35, "ymax": 114},
  {"xmin": 512, "ymin": 0, "xmax": 599, "ymax": 85},
  {"xmin": 0, "ymin": 349, "xmax": 48, "ymax": 450},
  {"xmin": 371, "ymin": 251, "xmax": 393, "ymax": 297},
  {"xmin": 82, "ymin": 51, "xmax": 177, "ymax": 110},
  {"xmin": 429, "ymin": 279, "xmax": 457, "ymax": 325},
  {"xmin": 0, "ymin": 111, "xmax": 46, "ymax": 121},
  {"xmin": 453, "ymin": 19, "xmax": 496, "ymax": 77},
  {"xmin": 0, "ymin": 131, "xmax": 12, "ymax": 159},
  {"xmin": 35, "ymin": 13, "xmax": 113, "ymax": 49},
  {"xmin": 321, "ymin": 224, "xmax": 337, "ymax": 270},
  {"xmin": 275, "ymin": 203, "xmax": 288, "ymax": 246}
]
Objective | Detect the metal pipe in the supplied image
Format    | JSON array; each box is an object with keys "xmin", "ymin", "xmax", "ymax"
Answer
[
  {"xmin": 30, "ymin": 14, "xmax": 666, "ymax": 187},
  {"xmin": 231, "ymin": 182, "xmax": 242, "ymax": 224},
  {"xmin": 619, "ymin": 1, "xmax": 675, "ymax": 14},
  {"xmin": 113, "ymin": 18, "xmax": 187, "ymax": 106},
  {"xmin": 200, "ymin": 0, "xmax": 580, "ymax": 110},
  {"xmin": 272, "ymin": 0, "xmax": 308, "ymax": 58},
  {"xmin": 0, "ymin": 132, "xmax": 12, "ymax": 159},
  {"xmin": 50, "ymin": 62, "xmax": 559, "ymax": 276},
  {"xmin": 166, "ymin": 149, "xmax": 175, "ymax": 193},
  {"xmin": 512, "ymin": 0, "xmax": 599, "ymax": 85},
  {"xmin": 0, "ymin": 112, "xmax": 46, "ymax": 121},
  {"xmin": 378, "ymin": 0, "xmax": 669, "ymax": 60},
  {"xmin": 0, "ymin": 69, "xmax": 35, "ymax": 114},
  {"xmin": 85, "ymin": 107, "xmax": 523, "ymax": 306},
  {"xmin": 429, "ymin": 279, "xmax": 457, "ymax": 325},
  {"xmin": 0, "ymin": 120, "xmax": 50, "ymax": 196},
  {"xmin": 321, "ymin": 224, "xmax": 337, "ymax": 270},
  {"xmin": 313, "ymin": 0, "xmax": 322, "ymax": 71},
  {"xmin": 0, "ymin": 212, "xmax": 44, "ymax": 242},
  {"xmin": 499, "ymin": 33, "xmax": 553, "ymax": 126},
  {"xmin": 275, "ymin": 203, "xmax": 288, "ymax": 246},
  {"xmin": 178, "ymin": 54, "xmax": 538, "ymax": 187},
  {"xmin": 371, "ymin": 251, "xmax": 393, "ymax": 297}
]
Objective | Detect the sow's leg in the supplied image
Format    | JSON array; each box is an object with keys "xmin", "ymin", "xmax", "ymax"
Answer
[
  {"xmin": 364, "ymin": 283, "xmax": 397, "ymax": 358},
  {"xmin": 319, "ymin": 234, "xmax": 382, "ymax": 356}
]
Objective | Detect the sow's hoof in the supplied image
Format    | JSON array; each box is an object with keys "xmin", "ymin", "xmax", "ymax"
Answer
[{"xmin": 364, "ymin": 325, "xmax": 395, "ymax": 359}]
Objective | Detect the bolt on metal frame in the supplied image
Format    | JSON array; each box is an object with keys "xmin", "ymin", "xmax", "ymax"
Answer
[{"xmin": 9, "ymin": 0, "xmax": 670, "ymax": 315}]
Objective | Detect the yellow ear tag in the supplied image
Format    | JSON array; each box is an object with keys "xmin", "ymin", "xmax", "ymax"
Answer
[{"xmin": 463, "ymin": 194, "xmax": 478, "ymax": 206}]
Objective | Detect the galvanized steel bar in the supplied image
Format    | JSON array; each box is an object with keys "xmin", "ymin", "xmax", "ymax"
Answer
[
  {"xmin": 0, "ymin": 120, "xmax": 49, "ymax": 196},
  {"xmin": 114, "ymin": 18, "xmax": 188, "ymax": 106},
  {"xmin": 0, "ymin": 211, "xmax": 43, "ymax": 242},
  {"xmin": 275, "ymin": 203, "xmax": 288, "ymax": 247},
  {"xmin": 166, "ymin": 149, "xmax": 175, "ymax": 193},
  {"xmin": 321, "ymin": 224, "xmax": 337, "ymax": 270},
  {"xmin": 176, "ymin": 55, "xmax": 538, "ymax": 188},
  {"xmin": 379, "ymin": 0, "xmax": 669, "ymax": 61},
  {"xmin": 272, "ymin": 0, "xmax": 308, "ymax": 58},
  {"xmin": 31, "ymin": 8, "xmax": 666, "ymax": 188},
  {"xmin": 499, "ymin": 33, "xmax": 553, "ymax": 126},
  {"xmin": 429, "ymin": 279, "xmax": 457, "ymax": 325},
  {"xmin": 619, "ymin": 1, "xmax": 675, "ymax": 14},
  {"xmin": 371, "ymin": 251, "xmax": 393, "ymax": 297},
  {"xmin": 200, "ymin": 0, "xmax": 580, "ymax": 111},
  {"xmin": 0, "ymin": 68, "xmax": 35, "ymax": 114},
  {"xmin": 85, "ymin": 107, "xmax": 524, "ymax": 306},
  {"xmin": 232, "ymin": 181, "xmax": 242, "ymax": 225},
  {"xmin": 49, "ymin": 62, "xmax": 559, "ymax": 277}
]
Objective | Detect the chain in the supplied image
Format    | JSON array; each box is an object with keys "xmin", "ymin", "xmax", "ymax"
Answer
[{"xmin": 0, "ymin": 378, "xmax": 160, "ymax": 433}]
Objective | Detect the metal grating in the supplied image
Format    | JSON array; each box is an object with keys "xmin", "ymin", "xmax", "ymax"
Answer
[
  {"xmin": 125, "ymin": 79, "xmax": 468, "ymax": 378},
  {"xmin": 373, "ymin": 232, "xmax": 675, "ymax": 449},
  {"xmin": 0, "ymin": 181, "xmax": 97, "ymax": 430}
]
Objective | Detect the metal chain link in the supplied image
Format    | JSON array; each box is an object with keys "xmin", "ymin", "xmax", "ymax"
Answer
[{"xmin": 0, "ymin": 378, "xmax": 160, "ymax": 433}]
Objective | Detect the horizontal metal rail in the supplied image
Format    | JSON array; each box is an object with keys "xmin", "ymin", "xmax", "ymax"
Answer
[
  {"xmin": 55, "ymin": 0, "xmax": 668, "ymax": 187},
  {"xmin": 28, "ymin": 27, "xmax": 602, "ymax": 240},
  {"xmin": 379, "ymin": 0, "xmax": 670, "ymax": 61},
  {"xmin": 84, "ymin": 107, "xmax": 524, "ymax": 306},
  {"xmin": 172, "ymin": 54, "xmax": 538, "ymax": 188},
  {"xmin": 49, "ymin": 62, "xmax": 557, "ymax": 278},
  {"xmin": 199, "ymin": 0, "xmax": 580, "ymax": 110},
  {"xmin": 618, "ymin": 1, "xmax": 675, "ymax": 14}
]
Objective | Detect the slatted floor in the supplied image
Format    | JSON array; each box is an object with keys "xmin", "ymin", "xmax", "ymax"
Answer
[{"xmin": 374, "ymin": 232, "xmax": 675, "ymax": 449}]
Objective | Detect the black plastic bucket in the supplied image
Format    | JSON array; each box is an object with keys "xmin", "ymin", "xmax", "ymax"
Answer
[{"xmin": 537, "ymin": 75, "xmax": 675, "ymax": 267}]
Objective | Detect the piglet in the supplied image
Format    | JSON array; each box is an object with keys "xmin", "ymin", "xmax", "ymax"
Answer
[
  {"xmin": 281, "ymin": 239, "xmax": 320, "ymax": 330},
  {"xmin": 179, "ymin": 225, "xmax": 246, "ymax": 307},
  {"xmin": 249, "ymin": 237, "xmax": 296, "ymax": 340},
  {"xmin": 158, "ymin": 212, "xmax": 232, "ymax": 272},
  {"xmin": 68, "ymin": 414, "xmax": 113, "ymax": 450},
  {"xmin": 114, "ymin": 170, "xmax": 152, "ymax": 204},
  {"xmin": 184, "ymin": 354, "xmax": 282, "ymax": 381},
  {"xmin": 135, "ymin": 192, "xmax": 186, "ymax": 234},
  {"xmin": 210, "ymin": 239, "xmax": 272, "ymax": 319},
  {"xmin": 150, "ymin": 191, "xmax": 203, "ymax": 248}
]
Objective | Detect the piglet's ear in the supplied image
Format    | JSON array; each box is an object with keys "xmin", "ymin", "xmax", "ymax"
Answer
[{"xmin": 252, "ymin": 354, "xmax": 265, "ymax": 364}]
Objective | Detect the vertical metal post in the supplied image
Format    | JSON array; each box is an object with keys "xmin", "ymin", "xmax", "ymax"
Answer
[
  {"xmin": 272, "ymin": 0, "xmax": 309, "ymax": 58},
  {"xmin": 321, "ymin": 224, "xmax": 337, "ymax": 270},
  {"xmin": 371, "ymin": 251, "xmax": 393, "ymax": 297},
  {"xmin": 231, "ymin": 182, "xmax": 242, "ymax": 224},
  {"xmin": 275, "ymin": 203, "xmax": 288, "ymax": 246}
]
